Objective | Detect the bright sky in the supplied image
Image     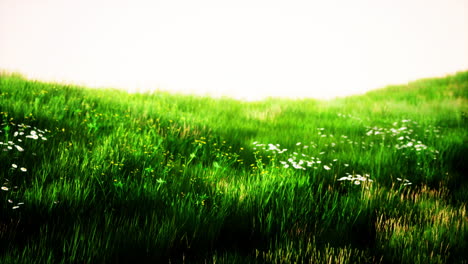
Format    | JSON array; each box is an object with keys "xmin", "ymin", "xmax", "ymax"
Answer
[{"xmin": 1, "ymin": 0, "xmax": 467, "ymax": 101}]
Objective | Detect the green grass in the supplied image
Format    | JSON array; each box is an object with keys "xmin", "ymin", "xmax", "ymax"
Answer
[{"xmin": 0, "ymin": 71, "xmax": 467, "ymax": 263}]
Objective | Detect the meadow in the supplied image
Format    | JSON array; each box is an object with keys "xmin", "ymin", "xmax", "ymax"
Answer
[{"xmin": 0, "ymin": 71, "xmax": 467, "ymax": 263}]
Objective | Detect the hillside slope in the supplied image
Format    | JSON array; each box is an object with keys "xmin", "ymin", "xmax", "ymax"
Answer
[{"xmin": 0, "ymin": 71, "xmax": 467, "ymax": 263}]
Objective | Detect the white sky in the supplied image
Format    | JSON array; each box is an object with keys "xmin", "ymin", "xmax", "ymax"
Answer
[{"xmin": 1, "ymin": 0, "xmax": 467, "ymax": 101}]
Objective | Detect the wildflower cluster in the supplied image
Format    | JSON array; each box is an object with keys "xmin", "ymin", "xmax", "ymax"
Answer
[
  {"xmin": 1, "ymin": 122, "xmax": 48, "ymax": 154},
  {"xmin": 252, "ymin": 142, "xmax": 287, "ymax": 154},
  {"xmin": 365, "ymin": 119, "xmax": 440, "ymax": 159},
  {"xmin": 1, "ymin": 121, "xmax": 50, "ymax": 210},
  {"xmin": 337, "ymin": 112, "xmax": 363, "ymax": 122},
  {"xmin": 338, "ymin": 173, "xmax": 373, "ymax": 185},
  {"xmin": 396, "ymin": 177, "xmax": 412, "ymax": 186},
  {"xmin": 250, "ymin": 117, "xmax": 442, "ymax": 192},
  {"xmin": 252, "ymin": 141, "xmax": 337, "ymax": 171},
  {"xmin": 201, "ymin": 138, "xmax": 242, "ymax": 166}
]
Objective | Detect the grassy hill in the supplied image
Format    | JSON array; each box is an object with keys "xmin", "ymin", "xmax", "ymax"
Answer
[{"xmin": 0, "ymin": 71, "xmax": 467, "ymax": 263}]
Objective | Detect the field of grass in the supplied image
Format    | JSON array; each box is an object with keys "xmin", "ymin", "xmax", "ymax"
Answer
[{"xmin": 0, "ymin": 71, "xmax": 467, "ymax": 263}]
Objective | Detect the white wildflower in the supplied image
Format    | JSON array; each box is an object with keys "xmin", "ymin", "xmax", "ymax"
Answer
[
  {"xmin": 26, "ymin": 134, "xmax": 39, "ymax": 140},
  {"xmin": 14, "ymin": 145, "xmax": 24, "ymax": 152},
  {"xmin": 267, "ymin": 144, "xmax": 278, "ymax": 151}
]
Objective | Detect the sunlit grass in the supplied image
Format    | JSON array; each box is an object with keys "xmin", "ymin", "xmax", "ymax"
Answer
[{"xmin": 0, "ymin": 71, "xmax": 467, "ymax": 263}]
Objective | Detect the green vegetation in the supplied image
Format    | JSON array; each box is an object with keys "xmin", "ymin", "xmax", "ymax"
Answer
[{"xmin": 0, "ymin": 71, "xmax": 467, "ymax": 263}]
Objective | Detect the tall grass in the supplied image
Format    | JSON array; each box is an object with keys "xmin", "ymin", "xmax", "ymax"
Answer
[{"xmin": 0, "ymin": 71, "xmax": 467, "ymax": 263}]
